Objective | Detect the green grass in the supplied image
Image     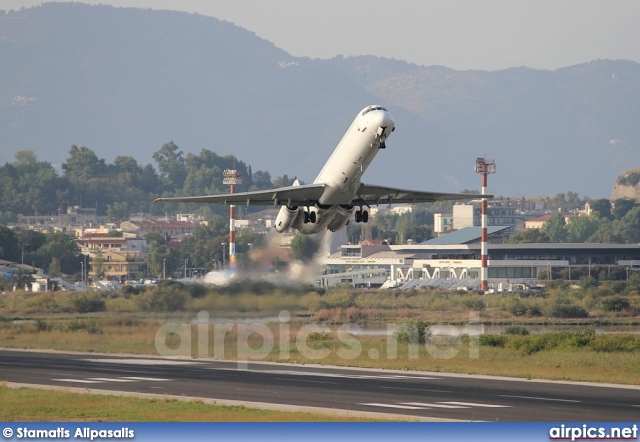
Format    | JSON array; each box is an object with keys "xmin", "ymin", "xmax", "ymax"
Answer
[{"xmin": 0, "ymin": 385, "xmax": 397, "ymax": 422}]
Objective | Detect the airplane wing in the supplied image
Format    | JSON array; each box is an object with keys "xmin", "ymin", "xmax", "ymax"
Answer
[
  {"xmin": 153, "ymin": 183, "xmax": 326, "ymax": 207},
  {"xmin": 353, "ymin": 183, "xmax": 491, "ymax": 206}
]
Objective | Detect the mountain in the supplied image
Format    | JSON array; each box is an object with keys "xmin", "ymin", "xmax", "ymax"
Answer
[
  {"xmin": 611, "ymin": 169, "xmax": 640, "ymax": 201},
  {"xmin": 1, "ymin": 3, "xmax": 639, "ymax": 198}
]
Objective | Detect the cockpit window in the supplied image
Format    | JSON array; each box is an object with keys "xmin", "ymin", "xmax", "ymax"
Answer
[{"xmin": 361, "ymin": 106, "xmax": 387, "ymax": 116}]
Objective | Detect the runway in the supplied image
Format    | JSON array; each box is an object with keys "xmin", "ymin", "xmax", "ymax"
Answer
[{"xmin": 1, "ymin": 348, "xmax": 638, "ymax": 421}]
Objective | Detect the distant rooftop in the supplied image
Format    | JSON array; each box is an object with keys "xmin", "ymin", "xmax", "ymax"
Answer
[{"xmin": 421, "ymin": 226, "xmax": 511, "ymax": 245}]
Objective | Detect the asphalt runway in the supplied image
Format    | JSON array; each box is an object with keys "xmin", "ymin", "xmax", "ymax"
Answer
[{"xmin": 1, "ymin": 349, "xmax": 638, "ymax": 421}]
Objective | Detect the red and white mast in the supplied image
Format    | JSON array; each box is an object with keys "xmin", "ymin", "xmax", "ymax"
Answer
[
  {"xmin": 223, "ymin": 169, "xmax": 242, "ymax": 269},
  {"xmin": 474, "ymin": 157, "xmax": 495, "ymax": 294}
]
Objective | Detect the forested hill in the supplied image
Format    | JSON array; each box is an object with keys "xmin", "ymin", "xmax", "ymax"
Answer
[{"xmin": 1, "ymin": 3, "xmax": 640, "ymax": 197}]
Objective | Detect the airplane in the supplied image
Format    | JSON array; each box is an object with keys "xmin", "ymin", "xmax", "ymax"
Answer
[{"xmin": 153, "ymin": 105, "xmax": 489, "ymax": 234}]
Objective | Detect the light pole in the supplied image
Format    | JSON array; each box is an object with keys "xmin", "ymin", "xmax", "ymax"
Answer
[
  {"xmin": 21, "ymin": 243, "xmax": 28, "ymax": 266},
  {"xmin": 163, "ymin": 258, "xmax": 166, "ymax": 280},
  {"xmin": 221, "ymin": 242, "xmax": 227, "ymax": 269},
  {"xmin": 80, "ymin": 261, "xmax": 84, "ymax": 285},
  {"xmin": 184, "ymin": 259, "xmax": 188, "ymax": 279}
]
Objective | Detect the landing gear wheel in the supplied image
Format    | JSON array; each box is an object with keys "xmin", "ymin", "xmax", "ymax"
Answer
[
  {"xmin": 362, "ymin": 210, "xmax": 369, "ymax": 223},
  {"xmin": 304, "ymin": 211, "xmax": 310, "ymax": 224},
  {"xmin": 355, "ymin": 210, "xmax": 362, "ymax": 223},
  {"xmin": 309, "ymin": 211, "xmax": 317, "ymax": 223}
]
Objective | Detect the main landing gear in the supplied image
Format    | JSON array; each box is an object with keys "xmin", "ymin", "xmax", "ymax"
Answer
[
  {"xmin": 354, "ymin": 209, "xmax": 369, "ymax": 223},
  {"xmin": 303, "ymin": 210, "xmax": 317, "ymax": 224}
]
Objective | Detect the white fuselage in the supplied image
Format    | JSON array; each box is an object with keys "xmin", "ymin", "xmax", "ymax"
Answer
[{"xmin": 277, "ymin": 105, "xmax": 395, "ymax": 234}]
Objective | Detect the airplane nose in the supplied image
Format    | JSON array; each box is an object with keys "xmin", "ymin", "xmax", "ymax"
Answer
[{"xmin": 377, "ymin": 111, "xmax": 395, "ymax": 140}]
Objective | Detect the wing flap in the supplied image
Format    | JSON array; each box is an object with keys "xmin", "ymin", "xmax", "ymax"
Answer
[
  {"xmin": 154, "ymin": 183, "xmax": 326, "ymax": 207},
  {"xmin": 355, "ymin": 183, "xmax": 491, "ymax": 205}
]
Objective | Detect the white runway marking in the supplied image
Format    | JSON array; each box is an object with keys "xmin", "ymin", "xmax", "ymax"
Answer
[
  {"xmin": 401, "ymin": 402, "xmax": 470, "ymax": 408},
  {"xmin": 361, "ymin": 400, "xmax": 511, "ymax": 410},
  {"xmin": 52, "ymin": 377, "xmax": 171, "ymax": 384},
  {"xmin": 273, "ymin": 378, "xmax": 337, "ymax": 385},
  {"xmin": 259, "ymin": 369, "xmax": 440, "ymax": 380},
  {"xmin": 87, "ymin": 377, "xmax": 137, "ymax": 382},
  {"xmin": 361, "ymin": 403, "xmax": 426, "ymax": 410},
  {"xmin": 83, "ymin": 358, "xmax": 196, "ymax": 366},
  {"xmin": 439, "ymin": 401, "xmax": 511, "ymax": 408},
  {"xmin": 498, "ymin": 395, "xmax": 580, "ymax": 403},
  {"xmin": 52, "ymin": 379, "xmax": 104, "ymax": 384},
  {"xmin": 120, "ymin": 377, "xmax": 171, "ymax": 381},
  {"xmin": 379, "ymin": 386, "xmax": 452, "ymax": 393}
]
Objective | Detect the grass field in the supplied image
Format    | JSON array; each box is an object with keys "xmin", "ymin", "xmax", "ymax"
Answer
[
  {"xmin": 1, "ymin": 285, "xmax": 639, "ymax": 422},
  {"xmin": 1, "ymin": 315, "xmax": 639, "ymax": 385},
  {"xmin": 0, "ymin": 385, "xmax": 396, "ymax": 422}
]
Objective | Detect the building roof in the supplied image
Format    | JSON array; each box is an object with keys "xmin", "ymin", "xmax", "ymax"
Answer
[{"xmin": 420, "ymin": 226, "xmax": 511, "ymax": 245}]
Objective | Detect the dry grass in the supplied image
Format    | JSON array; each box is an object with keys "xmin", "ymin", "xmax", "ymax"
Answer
[
  {"xmin": 0, "ymin": 386, "xmax": 389, "ymax": 422},
  {"xmin": 1, "ymin": 317, "xmax": 639, "ymax": 384},
  {"xmin": 2, "ymin": 286, "xmax": 640, "ymax": 386}
]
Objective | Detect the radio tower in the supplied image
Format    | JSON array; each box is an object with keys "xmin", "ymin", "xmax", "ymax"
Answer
[
  {"xmin": 474, "ymin": 157, "xmax": 496, "ymax": 294},
  {"xmin": 223, "ymin": 169, "xmax": 242, "ymax": 269}
]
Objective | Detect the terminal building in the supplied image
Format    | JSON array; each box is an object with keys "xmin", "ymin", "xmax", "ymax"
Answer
[{"xmin": 319, "ymin": 227, "xmax": 640, "ymax": 290}]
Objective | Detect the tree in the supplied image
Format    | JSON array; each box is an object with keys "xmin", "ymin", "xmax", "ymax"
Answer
[
  {"xmin": 92, "ymin": 249, "xmax": 105, "ymax": 280},
  {"xmin": 111, "ymin": 156, "xmax": 140, "ymax": 187},
  {"xmin": 5, "ymin": 150, "xmax": 64, "ymax": 215},
  {"xmin": 290, "ymin": 235, "xmax": 320, "ymax": 263},
  {"xmin": 588, "ymin": 218, "xmax": 619, "ymax": 243},
  {"xmin": 152, "ymin": 142, "xmax": 186, "ymax": 190},
  {"xmin": 37, "ymin": 232, "xmax": 81, "ymax": 275},
  {"xmin": 181, "ymin": 217, "xmax": 229, "ymax": 270},
  {"xmin": 145, "ymin": 241, "xmax": 179, "ymax": 278},
  {"xmin": 251, "ymin": 170, "xmax": 272, "ymax": 190},
  {"xmin": 507, "ymin": 229, "xmax": 551, "ymax": 244},
  {"xmin": 62, "ymin": 145, "xmax": 106, "ymax": 182},
  {"xmin": 272, "ymin": 175, "xmax": 295, "ymax": 188},
  {"xmin": 542, "ymin": 213, "xmax": 567, "ymax": 243},
  {"xmin": 617, "ymin": 206, "xmax": 640, "ymax": 243},
  {"xmin": 48, "ymin": 257, "xmax": 61, "ymax": 277},
  {"xmin": 589, "ymin": 199, "xmax": 612, "ymax": 220},
  {"xmin": 612, "ymin": 198, "xmax": 637, "ymax": 220},
  {"xmin": 12, "ymin": 267, "xmax": 31, "ymax": 291},
  {"xmin": 0, "ymin": 226, "xmax": 19, "ymax": 261},
  {"xmin": 566, "ymin": 214, "xmax": 601, "ymax": 243}
]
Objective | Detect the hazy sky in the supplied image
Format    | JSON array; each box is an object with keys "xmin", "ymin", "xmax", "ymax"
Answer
[{"xmin": 4, "ymin": 0, "xmax": 640, "ymax": 70}]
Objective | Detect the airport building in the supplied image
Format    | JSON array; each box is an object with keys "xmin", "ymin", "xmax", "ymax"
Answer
[{"xmin": 320, "ymin": 227, "xmax": 640, "ymax": 289}]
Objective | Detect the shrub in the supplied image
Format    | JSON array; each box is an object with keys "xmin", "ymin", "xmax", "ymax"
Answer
[
  {"xmin": 68, "ymin": 319, "xmax": 102, "ymax": 334},
  {"xmin": 479, "ymin": 334, "xmax": 507, "ymax": 347},
  {"xmin": 462, "ymin": 296, "xmax": 485, "ymax": 311},
  {"xmin": 121, "ymin": 285, "xmax": 140, "ymax": 297},
  {"xmin": 186, "ymin": 283, "xmax": 206, "ymax": 299},
  {"xmin": 602, "ymin": 296, "xmax": 631, "ymax": 312},
  {"xmin": 590, "ymin": 334, "xmax": 640, "ymax": 352},
  {"xmin": 71, "ymin": 294, "xmax": 106, "ymax": 313},
  {"xmin": 35, "ymin": 318, "xmax": 51, "ymax": 331},
  {"xmin": 528, "ymin": 304, "xmax": 543, "ymax": 317},
  {"xmin": 580, "ymin": 276, "xmax": 598, "ymax": 289},
  {"xmin": 509, "ymin": 302, "xmax": 527, "ymax": 316},
  {"xmin": 507, "ymin": 329, "xmax": 595, "ymax": 354},
  {"xmin": 549, "ymin": 299, "xmax": 589, "ymax": 318},
  {"xmin": 394, "ymin": 320, "xmax": 428, "ymax": 344},
  {"xmin": 504, "ymin": 324, "xmax": 530, "ymax": 335}
]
